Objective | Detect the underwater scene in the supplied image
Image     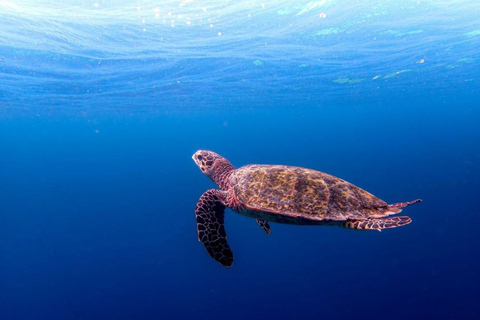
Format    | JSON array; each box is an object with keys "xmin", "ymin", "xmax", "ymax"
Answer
[{"xmin": 1, "ymin": 1, "xmax": 479, "ymax": 319}]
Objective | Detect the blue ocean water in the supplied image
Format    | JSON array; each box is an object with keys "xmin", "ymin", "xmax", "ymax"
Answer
[{"xmin": 1, "ymin": 1, "xmax": 479, "ymax": 319}]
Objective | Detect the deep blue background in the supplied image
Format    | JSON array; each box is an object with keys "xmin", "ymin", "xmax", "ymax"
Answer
[
  {"xmin": 1, "ymin": 1, "xmax": 480, "ymax": 319},
  {"xmin": 1, "ymin": 101, "xmax": 479, "ymax": 319}
]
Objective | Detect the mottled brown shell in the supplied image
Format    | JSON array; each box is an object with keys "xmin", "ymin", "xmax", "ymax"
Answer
[{"xmin": 230, "ymin": 165, "xmax": 390, "ymax": 222}]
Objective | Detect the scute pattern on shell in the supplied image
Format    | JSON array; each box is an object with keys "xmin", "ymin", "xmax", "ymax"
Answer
[{"xmin": 230, "ymin": 165, "xmax": 388, "ymax": 222}]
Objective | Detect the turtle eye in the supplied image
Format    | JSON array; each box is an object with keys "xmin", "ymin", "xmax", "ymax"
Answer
[{"xmin": 197, "ymin": 155, "xmax": 203, "ymax": 160}]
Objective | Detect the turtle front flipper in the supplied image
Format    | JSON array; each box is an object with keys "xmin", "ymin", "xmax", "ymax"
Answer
[
  {"xmin": 344, "ymin": 216, "xmax": 412, "ymax": 231},
  {"xmin": 195, "ymin": 189, "xmax": 233, "ymax": 267},
  {"xmin": 256, "ymin": 218, "xmax": 271, "ymax": 235}
]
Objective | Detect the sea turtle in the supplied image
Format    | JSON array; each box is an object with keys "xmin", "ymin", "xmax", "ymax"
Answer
[{"xmin": 193, "ymin": 150, "xmax": 421, "ymax": 267}]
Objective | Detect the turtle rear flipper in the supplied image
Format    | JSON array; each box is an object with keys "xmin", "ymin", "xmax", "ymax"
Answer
[
  {"xmin": 256, "ymin": 218, "xmax": 271, "ymax": 235},
  {"xmin": 344, "ymin": 216, "xmax": 412, "ymax": 231},
  {"xmin": 195, "ymin": 189, "xmax": 233, "ymax": 267}
]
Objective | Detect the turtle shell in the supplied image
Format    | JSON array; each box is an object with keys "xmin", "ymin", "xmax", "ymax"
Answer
[{"xmin": 230, "ymin": 165, "xmax": 389, "ymax": 222}]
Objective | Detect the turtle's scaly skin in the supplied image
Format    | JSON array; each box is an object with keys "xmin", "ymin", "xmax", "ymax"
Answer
[{"xmin": 230, "ymin": 165, "xmax": 394, "ymax": 224}]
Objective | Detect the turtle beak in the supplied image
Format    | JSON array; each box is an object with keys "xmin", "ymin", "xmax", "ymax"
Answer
[
  {"xmin": 192, "ymin": 152, "xmax": 198, "ymax": 165},
  {"xmin": 192, "ymin": 151, "xmax": 203, "ymax": 169}
]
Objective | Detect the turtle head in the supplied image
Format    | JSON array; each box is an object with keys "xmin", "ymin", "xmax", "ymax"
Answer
[
  {"xmin": 192, "ymin": 150, "xmax": 234, "ymax": 189},
  {"xmin": 192, "ymin": 150, "xmax": 222, "ymax": 174}
]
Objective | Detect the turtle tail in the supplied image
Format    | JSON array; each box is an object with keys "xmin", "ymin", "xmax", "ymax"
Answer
[
  {"xmin": 388, "ymin": 199, "xmax": 422, "ymax": 209},
  {"xmin": 384, "ymin": 199, "xmax": 422, "ymax": 214}
]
